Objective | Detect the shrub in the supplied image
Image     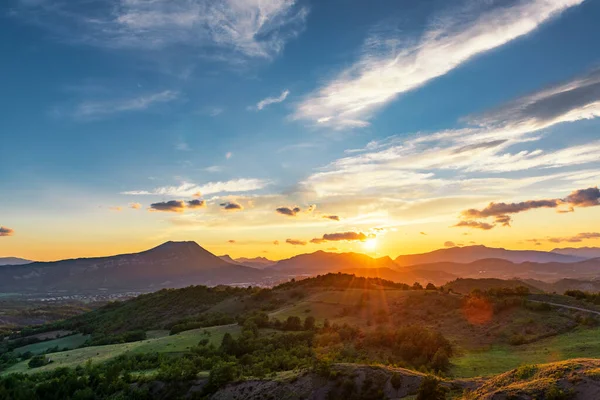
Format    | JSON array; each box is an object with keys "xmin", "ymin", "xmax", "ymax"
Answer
[
  {"xmin": 514, "ymin": 364, "xmax": 537, "ymax": 380},
  {"xmin": 416, "ymin": 376, "xmax": 447, "ymax": 400},
  {"xmin": 28, "ymin": 355, "xmax": 50, "ymax": 369},
  {"xmin": 390, "ymin": 373, "xmax": 403, "ymax": 389}
]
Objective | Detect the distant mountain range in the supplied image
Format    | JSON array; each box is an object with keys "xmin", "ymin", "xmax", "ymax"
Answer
[
  {"xmin": 0, "ymin": 257, "xmax": 32, "ymax": 266},
  {"xmin": 551, "ymin": 247, "xmax": 600, "ymax": 259},
  {"xmin": 2, "ymin": 242, "xmax": 600, "ymax": 295},
  {"xmin": 394, "ymin": 245, "xmax": 586, "ymax": 265}
]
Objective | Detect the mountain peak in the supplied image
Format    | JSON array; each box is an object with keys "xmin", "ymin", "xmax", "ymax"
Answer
[{"xmin": 156, "ymin": 240, "xmax": 200, "ymax": 249}]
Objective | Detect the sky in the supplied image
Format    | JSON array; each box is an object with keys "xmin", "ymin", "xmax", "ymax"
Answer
[{"xmin": 1, "ymin": 0, "xmax": 600, "ymax": 261}]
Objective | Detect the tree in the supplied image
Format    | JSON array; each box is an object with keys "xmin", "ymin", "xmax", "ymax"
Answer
[
  {"xmin": 425, "ymin": 283, "xmax": 437, "ymax": 291},
  {"xmin": 431, "ymin": 349, "xmax": 450, "ymax": 372},
  {"xmin": 412, "ymin": 282, "xmax": 424, "ymax": 290},
  {"xmin": 416, "ymin": 376, "xmax": 447, "ymax": 400},
  {"xmin": 304, "ymin": 316, "xmax": 316, "ymax": 330}
]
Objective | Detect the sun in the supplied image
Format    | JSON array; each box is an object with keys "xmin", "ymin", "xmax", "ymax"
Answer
[{"xmin": 363, "ymin": 238, "xmax": 377, "ymax": 251}]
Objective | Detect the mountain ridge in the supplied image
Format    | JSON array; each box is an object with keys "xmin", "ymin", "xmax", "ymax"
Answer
[{"xmin": 395, "ymin": 244, "xmax": 585, "ymax": 265}]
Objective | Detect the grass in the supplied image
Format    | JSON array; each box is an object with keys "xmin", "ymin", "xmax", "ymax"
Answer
[
  {"xmin": 2, "ymin": 324, "xmax": 241, "ymax": 376},
  {"xmin": 452, "ymin": 326, "xmax": 600, "ymax": 378},
  {"xmin": 269, "ymin": 288, "xmax": 412, "ymax": 325},
  {"xmin": 12, "ymin": 334, "xmax": 89, "ymax": 355}
]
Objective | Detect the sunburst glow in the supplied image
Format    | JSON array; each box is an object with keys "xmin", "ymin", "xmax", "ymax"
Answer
[{"xmin": 363, "ymin": 238, "xmax": 378, "ymax": 251}]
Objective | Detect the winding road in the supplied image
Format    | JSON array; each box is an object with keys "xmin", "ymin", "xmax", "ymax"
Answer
[{"xmin": 528, "ymin": 299, "xmax": 600, "ymax": 316}]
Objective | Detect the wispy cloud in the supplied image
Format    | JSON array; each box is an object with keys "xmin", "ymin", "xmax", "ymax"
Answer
[
  {"xmin": 0, "ymin": 226, "xmax": 14, "ymax": 237},
  {"xmin": 122, "ymin": 178, "xmax": 270, "ymax": 197},
  {"xmin": 129, "ymin": 202, "xmax": 142, "ymax": 210},
  {"xmin": 545, "ymin": 232, "xmax": 600, "ymax": 243},
  {"xmin": 204, "ymin": 166, "xmax": 223, "ymax": 173},
  {"xmin": 71, "ymin": 90, "xmax": 178, "ymax": 119},
  {"xmin": 294, "ymin": 0, "xmax": 585, "ymax": 128},
  {"xmin": 254, "ymin": 89, "xmax": 290, "ymax": 110},
  {"xmin": 15, "ymin": 0, "xmax": 308, "ymax": 62},
  {"xmin": 286, "ymin": 238, "xmax": 306, "ymax": 245},
  {"xmin": 301, "ymin": 67, "xmax": 600, "ymax": 199}
]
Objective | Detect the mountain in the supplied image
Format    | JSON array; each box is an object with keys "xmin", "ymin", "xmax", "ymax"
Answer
[
  {"xmin": 266, "ymin": 251, "xmax": 399, "ymax": 275},
  {"xmin": 394, "ymin": 245, "xmax": 584, "ymax": 266},
  {"xmin": 552, "ymin": 247, "xmax": 600, "ymax": 259},
  {"xmin": 0, "ymin": 257, "xmax": 32, "ymax": 266},
  {"xmin": 218, "ymin": 254, "xmax": 239, "ymax": 264},
  {"xmin": 234, "ymin": 256, "xmax": 276, "ymax": 269},
  {"xmin": 403, "ymin": 257, "xmax": 600, "ymax": 281},
  {"xmin": 0, "ymin": 241, "xmax": 265, "ymax": 293}
]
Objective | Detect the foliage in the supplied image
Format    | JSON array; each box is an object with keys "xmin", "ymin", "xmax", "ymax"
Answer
[
  {"xmin": 416, "ymin": 375, "xmax": 447, "ymax": 400},
  {"xmin": 27, "ymin": 355, "xmax": 50, "ymax": 369}
]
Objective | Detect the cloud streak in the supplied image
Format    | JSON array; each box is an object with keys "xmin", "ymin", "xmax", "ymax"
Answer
[
  {"xmin": 286, "ymin": 238, "xmax": 306, "ymax": 246},
  {"xmin": 546, "ymin": 232, "xmax": 600, "ymax": 243},
  {"xmin": 122, "ymin": 179, "xmax": 269, "ymax": 197},
  {"xmin": 255, "ymin": 90, "xmax": 290, "ymax": 110},
  {"xmin": 74, "ymin": 91, "xmax": 178, "ymax": 118},
  {"xmin": 294, "ymin": 0, "xmax": 584, "ymax": 128}
]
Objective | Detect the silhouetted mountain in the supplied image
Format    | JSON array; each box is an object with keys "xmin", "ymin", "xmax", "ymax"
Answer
[
  {"xmin": 551, "ymin": 247, "xmax": 600, "ymax": 259},
  {"xmin": 403, "ymin": 257, "xmax": 600, "ymax": 281},
  {"xmin": 394, "ymin": 245, "xmax": 584, "ymax": 266},
  {"xmin": 266, "ymin": 251, "xmax": 399, "ymax": 275},
  {"xmin": 234, "ymin": 257, "xmax": 276, "ymax": 269},
  {"xmin": 0, "ymin": 241, "xmax": 264, "ymax": 293},
  {"xmin": 0, "ymin": 257, "xmax": 32, "ymax": 266}
]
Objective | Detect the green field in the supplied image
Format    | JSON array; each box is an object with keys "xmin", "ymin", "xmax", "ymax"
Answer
[
  {"xmin": 452, "ymin": 326, "xmax": 600, "ymax": 378},
  {"xmin": 2, "ymin": 324, "xmax": 241, "ymax": 375},
  {"xmin": 12, "ymin": 334, "xmax": 89, "ymax": 355}
]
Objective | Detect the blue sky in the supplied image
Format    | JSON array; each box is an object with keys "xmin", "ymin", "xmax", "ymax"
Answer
[{"xmin": 1, "ymin": 0, "xmax": 600, "ymax": 260}]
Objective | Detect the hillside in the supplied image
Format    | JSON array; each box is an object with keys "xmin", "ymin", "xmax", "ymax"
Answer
[
  {"xmin": 340, "ymin": 266, "xmax": 457, "ymax": 286},
  {"xmin": 470, "ymin": 358, "xmax": 600, "ymax": 399},
  {"xmin": 444, "ymin": 278, "xmax": 542, "ymax": 295},
  {"xmin": 0, "ymin": 241, "xmax": 265, "ymax": 293},
  {"xmin": 2, "ymin": 273, "xmax": 600, "ymax": 399},
  {"xmin": 395, "ymin": 245, "xmax": 584, "ymax": 266}
]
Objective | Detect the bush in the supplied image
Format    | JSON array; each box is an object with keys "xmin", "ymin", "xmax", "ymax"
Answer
[
  {"xmin": 28, "ymin": 355, "xmax": 50, "ymax": 369},
  {"xmin": 416, "ymin": 376, "xmax": 447, "ymax": 400},
  {"xmin": 390, "ymin": 373, "xmax": 403, "ymax": 389},
  {"xmin": 546, "ymin": 384, "xmax": 574, "ymax": 400},
  {"xmin": 514, "ymin": 364, "xmax": 537, "ymax": 380}
]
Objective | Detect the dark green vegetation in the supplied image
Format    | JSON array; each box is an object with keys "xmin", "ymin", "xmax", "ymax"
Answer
[{"xmin": 2, "ymin": 273, "xmax": 600, "ymax": 399}]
